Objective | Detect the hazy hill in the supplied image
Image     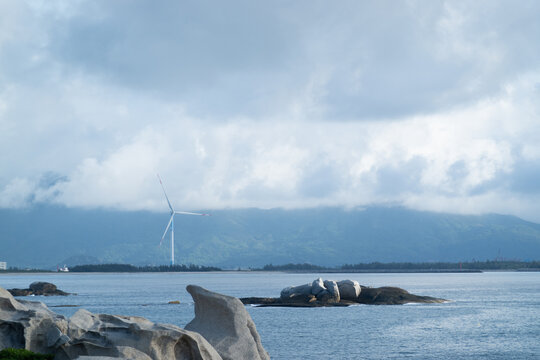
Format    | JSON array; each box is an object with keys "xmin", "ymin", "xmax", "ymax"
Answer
[{"xmin": 1, "ymin": 205, "xmax": 539, "ymax": 269}]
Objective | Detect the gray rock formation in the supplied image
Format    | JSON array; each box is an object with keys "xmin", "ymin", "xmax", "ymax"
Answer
[
  {"xmin": 8, "ymin": 282, "xmax": 70, "ymax": 296},
  {"xmin": 1, "ymin": 285, "xmax": 271, "ymax": 359},
  {"xmin": 337, "ymin": 280, "xmax": 361, "ymax": 301},
  {"xmin": 185, "ymin": 285, "xmax": 270, "ymax": 360},
  {"xmin": 323, "ymin": 280, "xmax": 340, "ymax": 303},
  {"xmin": 56, "ymin": 309, "xmax": 221, "ymax": 360},
  {"xmin": 0, "ymin": 287, "xmax": 68, "ymax": 354},
  {"xmin": 241, "ymin": 278, "xmax": 446, "ymax": 307},
  {"xmin": 280, "ymin": 283, "xmax": 313, "ymax": 302},
  {"xmin": 311, "ymin": 278, "xmax": 326, "ymax": 295}
]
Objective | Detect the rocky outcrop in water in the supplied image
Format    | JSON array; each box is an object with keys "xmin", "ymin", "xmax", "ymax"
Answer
[
  {"xmin": 0, "ymin": 285, "xmax": 269, "ymax": 359},
  {"xmin": 8, "ymin": 282, "xmax": 71, "ymax": 296},
  {"xmin": 242, "ymin": 278, "xmax": 446, "ymax": 306}
]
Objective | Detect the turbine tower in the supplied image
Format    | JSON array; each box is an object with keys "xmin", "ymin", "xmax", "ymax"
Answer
[{"xmin": 158, "ymin": 174, "xmax": 209, "ymax": 265}]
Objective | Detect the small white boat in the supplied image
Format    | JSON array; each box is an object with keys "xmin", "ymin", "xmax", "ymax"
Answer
[{"xmin": 58, "ymin": 265, "xmax": 69, "ymax": 272}]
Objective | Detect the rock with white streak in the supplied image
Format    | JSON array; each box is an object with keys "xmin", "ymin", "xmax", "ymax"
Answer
[
  {"xmin": 337, "ymin": 280, "xmax": 361, "ymax": 301},
  {"xmin": 280, "ymin": 283, "xmax": 314, "ymax": 302},
  {"xmin": 323, "ymin": 280, "xmax": 341, "ymax": 303},
  {"xmin": 311, "ymin": 278, "xmax": 326, "ymax": 296}
]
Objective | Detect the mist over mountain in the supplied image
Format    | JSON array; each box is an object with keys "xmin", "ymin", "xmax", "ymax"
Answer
[{"xmin": 1, "ymin": 205, "xmax": 539, "ymax": 269}]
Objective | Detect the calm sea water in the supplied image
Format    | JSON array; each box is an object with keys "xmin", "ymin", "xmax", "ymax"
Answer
[{"xmin": 1, "ymin": 272, "xmax": 539, "ymax": 359}]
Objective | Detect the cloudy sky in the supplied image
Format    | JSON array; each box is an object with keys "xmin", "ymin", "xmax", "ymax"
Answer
[{"xmin": 1, "ymin": 0, "xmax": 540, "ymax": 221}]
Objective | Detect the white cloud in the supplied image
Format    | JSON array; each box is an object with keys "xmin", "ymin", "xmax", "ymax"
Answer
[{"xmin": 1, "ymin": 1, "xmax": 540, "ymax": 222}]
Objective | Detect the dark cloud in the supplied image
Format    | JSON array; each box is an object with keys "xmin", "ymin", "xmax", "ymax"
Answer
[
  {"xmin": 1, "ymin": 1, "xmax": 540, "ymax": 221},
  {"xmin": 35, "ymin": 0, "xmax": 540, "ymax": 120}
]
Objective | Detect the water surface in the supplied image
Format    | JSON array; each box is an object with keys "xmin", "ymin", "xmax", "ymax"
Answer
[{"xmin": 1, "ymin": 272, "xmax": 538, "ymax": 359}]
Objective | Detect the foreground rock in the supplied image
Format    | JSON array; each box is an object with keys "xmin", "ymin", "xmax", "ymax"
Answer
[
  {"xmin": 57, "ymin": 309, "xmax": 221, "ymax": 360},
  {"xmin": 0, "ymin": 287, "xmax": 69, "ymax": 354},
  {"xmin": 242, "ymin": 278, "xmax": 446, "ymax": 307},
  {"xmin": 186, "ymin": 285, "xmax": 270, "ymax": 360},
  {"xmin": 8, "ymin": 282, "xmax": 71, "ymax": 296},
  {"xmin": 1, "ymin": 285, "xmax": 270, "ymax": 359}
]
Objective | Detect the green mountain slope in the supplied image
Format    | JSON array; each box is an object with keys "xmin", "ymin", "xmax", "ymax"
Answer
[{"xmin": 1, "ymin": 206, "xmax": 539, "ymax": 269}]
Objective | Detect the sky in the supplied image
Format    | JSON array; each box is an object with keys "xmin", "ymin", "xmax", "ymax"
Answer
[{"xmin": 1, "ymin": 0, "xmax": 540, "ymax": 222}]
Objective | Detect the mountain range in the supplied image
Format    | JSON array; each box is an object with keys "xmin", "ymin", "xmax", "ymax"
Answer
[{"xmin": 1, "ymin": 205, "xmax": 539, "ymax": 269}]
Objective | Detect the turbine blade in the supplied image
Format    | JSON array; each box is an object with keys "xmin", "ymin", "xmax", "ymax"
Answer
[
  {"xmin": 157, "ymin": 174, "xmax": 174, "ymax": 212},
  {"xmin": 160, "ymin": 215, "xmax": 174, "ymax": 246},
  {"xmin": 174, "ymin": 211, "xmax": 210, "ymax": 216}
]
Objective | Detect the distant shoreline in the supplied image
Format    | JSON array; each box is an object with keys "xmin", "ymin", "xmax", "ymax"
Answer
[{"xmin": 1, "ymin": 260, "xmax": 539, "ymax": 274}]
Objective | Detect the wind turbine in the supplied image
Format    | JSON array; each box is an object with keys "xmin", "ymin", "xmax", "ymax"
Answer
[{"xmin": 158, "ymin": 174, "xmax": 209, "ymax": 265}]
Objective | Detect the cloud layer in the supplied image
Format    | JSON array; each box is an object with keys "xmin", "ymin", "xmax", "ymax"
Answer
[{"xmin": 1, "ymin": 0, "xmax": 540, "ymax": 221}]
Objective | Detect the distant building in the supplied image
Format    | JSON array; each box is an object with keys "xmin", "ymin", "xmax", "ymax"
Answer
[{"xmin": 0, "ymin": 262, "xmax": 6, "ymax": 270}]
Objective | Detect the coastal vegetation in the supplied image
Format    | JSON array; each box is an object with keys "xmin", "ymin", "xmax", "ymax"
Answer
[
  {"xmin": 0, "ymin": 348, "xmax": 53, "ymax": 360},
  {"xmin": 259, "ymin": 260, "xmax": 540, "ymax": 272},
  {"xmin": 1, "ymin": 261, "xmax": 539, "ymax": 273},
  {"xmin": 69, "ymin": 263, "xmax": 221, "ymax": 272}
]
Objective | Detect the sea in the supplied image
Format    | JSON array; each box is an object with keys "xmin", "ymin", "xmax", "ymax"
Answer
[{"xmin": 1, "ymin": 271, "xmax": 539, "ymax": 359}]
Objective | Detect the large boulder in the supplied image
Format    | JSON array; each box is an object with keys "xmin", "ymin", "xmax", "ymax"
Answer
[
  {"xmin": 323, "ymin": 280, "xmax": 341, "ymax": 303},
  {"xmin": 3, "ymin": 284, "xmax": 274, "ymax": 359},
  {"xmin": 337, "ymin": 280, "xmax": 361, "ymax": 301},
  {"xmin": 185, "ymin": 285, "xmax": 270, "ymax": 360},
  {"xmin": 311, "ymin": 278, "xmax": 326, "ymax": 296},
  {"xmin": 0, "ymin": 287, "xmax": 68, "ymax": 354},
  {"xmin": 56, "ymin": 309, "xmax": 221, "ymax": 360},
  {"xmin": 280, "ymin": 283, "xmax": 313, "ymax": 302}
]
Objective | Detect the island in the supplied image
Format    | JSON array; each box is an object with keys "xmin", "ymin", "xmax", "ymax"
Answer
[{"xmin": 241, "ymin": 278, "xmax": 446, "ymax": 306}]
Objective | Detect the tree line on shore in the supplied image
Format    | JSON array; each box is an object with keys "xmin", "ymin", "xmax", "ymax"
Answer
[
  {"xmin": 69, "ymin": 264, "xmax": 222, "ymax": 272},
  {"xmin": 1, "ymin": 260, "xmax": 538, "ymax": 273},
  {"xmin": 259, "ymin": 260, "xmax": 540, "ymax": 271}
]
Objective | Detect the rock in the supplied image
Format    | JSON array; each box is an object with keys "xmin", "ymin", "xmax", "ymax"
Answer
[
  {"xmin": 280, "ymin": 283, "xmax": 312, "ymax": 300},
  {"xmin": 311, "ymin": 278, "xmax": 326, "ymax": 295},
  {"xmin": 316, "ymin": 290, "xmax": 333, "ymax": 302},
  {"xmin": 2, "ymin": 285, "xmax": 264, "ymax": 359},
  {"xmin": 185, "ymin": 285, "xmax": 270, "ymax": 360},
  {"xmin": 323, "ymin": 280, "xmax": 340, "ymax": 303},
  {"xmin": 357, "ymin": 286, "xmax": 445, "ymax": 305},
  {"xmin": 0, "ymin": 287, "xmax": 68, "ymax": 355},
  {"xmin": 56, "ymin": 309, "xmax": 221, "ymax": 360},
  {"xmin": 240, "ymin": 297, "xmax": 280, "ymax": 305},
  {"xmin": 8, "ymin": 282, "xmax": 70, "ymax": 296},
  {"xmin": 246, "ymin": 278, "xmax": 446, "ymax": 307},
  {"xmin": 30, "ymin": 282, "xmax": 58, "ymax": 294},
  {"xmin": 6, "ymin": 289, "xmax": 32, "ymax": 297},
  {"xmin": 337, "ymin": 280, "xmax": 361, "ymax": 301}
]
